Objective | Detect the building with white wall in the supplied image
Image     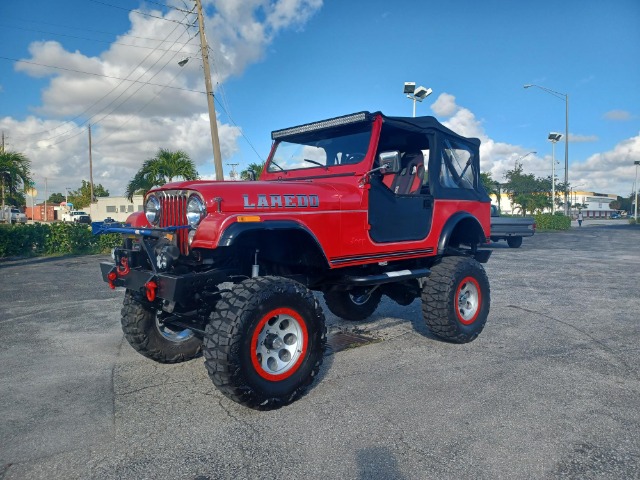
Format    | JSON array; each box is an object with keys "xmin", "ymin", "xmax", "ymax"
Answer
[
  {"xmin": 93, "ymin": 195, "xmax": 144, "ymax": 222},
  {"xmin": 489, "ymin": 190, "xmax": 618, "ymax": 218}
]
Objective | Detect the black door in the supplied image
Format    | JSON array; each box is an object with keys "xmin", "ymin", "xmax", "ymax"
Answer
[{"xmin": 368, "ymin": 177, "xmax": 433, "ymax": 243}]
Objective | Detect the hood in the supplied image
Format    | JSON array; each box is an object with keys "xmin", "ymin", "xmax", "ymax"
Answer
[{"xmin": 151, "ymin": 179, "xmax": 347, "ymax": 214}]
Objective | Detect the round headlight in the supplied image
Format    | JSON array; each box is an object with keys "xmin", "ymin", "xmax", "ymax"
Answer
[
  {"xmin": 145, "ymin": 195, "xmax": 161, "ymax": 225},
  {"xmin": 186, "ymin": 195, "xmax": 206, "ymax": 227}
]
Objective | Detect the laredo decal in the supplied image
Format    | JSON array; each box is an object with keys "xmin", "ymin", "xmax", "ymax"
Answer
[{"xmin": 243, "ymin": 194, "xmax": 320, "ymax": 209}]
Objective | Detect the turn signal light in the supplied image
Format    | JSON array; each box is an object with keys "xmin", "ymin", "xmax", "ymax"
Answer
[{"xmin": 237, "ymin": 215, "xmax": 261, "ymax": 222}]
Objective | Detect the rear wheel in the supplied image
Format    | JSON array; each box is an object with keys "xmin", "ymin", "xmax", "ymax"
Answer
[
  {"xmin": 203, "ymin": 277, "xmax": 326, "ymax": 410},
  {"xmin": 507, "ymin": 236, "xmax": 523, "ymax": 248},
  {"xmin": 120, "ymin": 290, "xmax": 202, "ymax": 363},
  {"xmin": 324, "ymin": 288, "xmax": 382, "ymax": 321},
  {"xmin": 422, "ymin": 256, "xmax": 490, "ymax": 343}
]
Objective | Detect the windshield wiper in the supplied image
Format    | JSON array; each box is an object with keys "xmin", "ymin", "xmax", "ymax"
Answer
[
  {"xmin": 269, "ymin": 160, "xmax": 285, "ymax": 172},
  {"xmin": 304, "ymin": 158, "xmax": 326, "ymax": 168}
]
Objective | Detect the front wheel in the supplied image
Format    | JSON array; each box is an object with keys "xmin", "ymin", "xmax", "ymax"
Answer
[
  {"xmin": 324, "ymin": 288, "xmax": 382, "ymax": 321},
  {"xmin": 421, "ymin": 256, "xmax": 490, "ymax": 343},
  {"xmin": 120, "ymin": 290, "xmax": 202, "ymax": 363},
  {"xmin": 203, "ymin": 277, "xmax": 326, "ymax": 410}
]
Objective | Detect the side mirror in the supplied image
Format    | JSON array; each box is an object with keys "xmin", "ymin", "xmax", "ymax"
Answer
[
  {"xmin": 378, "ymin": 151, "xmax": 401, "ymax": 174},
  {"xmin": 246, "ymin": 170, "xmax": 257, "ymax": 181}
]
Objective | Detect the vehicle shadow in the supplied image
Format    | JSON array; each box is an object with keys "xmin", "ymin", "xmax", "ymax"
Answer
[{"xmin": 0, "ymin": 254, "xmax": 107, "ymax": 269}]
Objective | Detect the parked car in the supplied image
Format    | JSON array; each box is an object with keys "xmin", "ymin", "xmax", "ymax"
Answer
[
  {"xmin": 10, "ymin": 208, "xmax": 28, "ymax": 224},
  {"xmin": 62, "ymin": 210, "xmax": 91, "ymax": 224},
  {"xmin": 0, "ymin": 206, "xmax": 27, "ymax": 224},
  {"xmin": 76, "ymin": 213, "xmax": 92, "ymax": 224},
  {"xmin": 610, "ymin": 212, "xmax": 621, "ymax": 219}
]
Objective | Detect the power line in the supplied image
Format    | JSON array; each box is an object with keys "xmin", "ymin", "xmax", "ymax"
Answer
[
  {"xmin": 94, "ymin": 65, "xmax": 189, "ymax": 146},
  {"xmin": 0, "ymin": 56, "xmax": 206, "ymax": 94},
  {"xmin": 213, "ymin": 98, "xmax": 264, "ymax": 163},
  {"xmin": 88, "ymin": 0, "xmax": 195, "ymax": 25},
  {"xmin": 208, "ymin": 46, "xmax": 263, "ymax": 162},
  {"xmin": 10, "ymin": 8, "xmax": 198, "ymax": 140},
  {"xmin": 0, "ymin": 23, "xmax": 200, "ymax": 55},
  {"xmin": 5, "ymin": 15, "xmax": 194, "ymax": 44},
  {"xmin": 142, "ymin": 0, "xmax": 194, "ymax": 13},
  {"xmin": 33, "ymin": 27, "xmax": 199, "ymax": 145},
  {"xmin": 64, "ymin": 34, "xmax": 197, "ymax": 144}
]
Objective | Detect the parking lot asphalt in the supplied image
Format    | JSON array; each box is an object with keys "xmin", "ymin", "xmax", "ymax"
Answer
[{"xmin": 1, "ymin": 224, "xmax": 639, "ymax": 479}]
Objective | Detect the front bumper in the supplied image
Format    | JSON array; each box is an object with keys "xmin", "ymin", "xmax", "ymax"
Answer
[
  {"xmin": 99, "ymin": 262, "xmax": 229, "ymax": 303},
  {"xmin": 95, "ymin": 222, "xmax": 229, "ymax": 303}
]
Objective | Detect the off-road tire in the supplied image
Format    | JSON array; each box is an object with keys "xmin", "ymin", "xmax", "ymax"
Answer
[
  {"xmin": 324, "ymin": 289, "xmax": 382, "ymax": 321},
  {"xmin": 203, "ymin": 276, "xmax": 326, "ymax": 410},
  {"xmin": 507, "ymin": 236, "xmax": 523, "ymax": 248},
  {"xmin": 422, "ymin": 256, "xmax": 490, "ymax": 343},
  {"xmin": 121, "ymin": 290, "xmax": 202, "ymax": 363}
]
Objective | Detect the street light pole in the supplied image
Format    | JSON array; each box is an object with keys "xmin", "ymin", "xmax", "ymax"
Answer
[
  {"xmin": 524, "ymin": 84, "xmax": 569, "ymax": 214},
  {"xmin": 635, "ymin": 160, "xmax": 640, "ymax": 222},
  {"xmin": 513, "ymin": 151, "xmax": 537, "ymax": 167},
  {"xmin": 548, "ymin": 133, "xmax": 562, "ymax": 214},
  {"xmin": 404, "ymin": 82, "xmax": 433, "ymax": 117}
]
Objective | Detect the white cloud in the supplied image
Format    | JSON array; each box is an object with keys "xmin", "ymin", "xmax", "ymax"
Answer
[
  {"xmin": 430, "ymin": 93, "xmax": 458, "ymax": 118},
  {"xmin": 604, "ymin": 110, "xmax": 633, "ymax": 121},
  {"xmin": 6, "ymin": 0, "xmax": 322, "ymax": 197},
  {"xmin": 568, "ymin": 134, "xmax": 598, "ymax": 143},
  {"xmin": 569, "ymin": 134, "xmax": 640, "ymax": 196}
]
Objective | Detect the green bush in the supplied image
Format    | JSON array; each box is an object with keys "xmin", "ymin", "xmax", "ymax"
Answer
[
  {"xmin": 630, "ymin": 218, "xmax": 637, "ymax": 225},
  {"xmin": 534, "ymin": 213, "xmax": 571, "ymax": 230},
  {"xmin": 0, "ymin": 223, "xmax": 121, "ymax": 258}
]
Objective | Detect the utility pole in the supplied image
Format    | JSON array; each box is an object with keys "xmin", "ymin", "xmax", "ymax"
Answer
[
  {"xmin": 195, "ymin": 0, "xmax": 224, "ymax": 181},
  {"xmin": 89, "ymin": 124, "xmax": 94, "ymax": 216},
  {"xmin": 227, "ymin": 163, "xmax": 239, "ymax": 180}
]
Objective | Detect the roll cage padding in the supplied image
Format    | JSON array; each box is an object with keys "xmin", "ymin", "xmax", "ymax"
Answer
[{"xmin": 437, "ymin": 212, "xmax": 486, "ymax": 255}]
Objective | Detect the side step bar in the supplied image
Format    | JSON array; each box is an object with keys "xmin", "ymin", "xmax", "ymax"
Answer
[{"xmin": 335, "ymin": 267, "xmax": 431, "ymax": 287}]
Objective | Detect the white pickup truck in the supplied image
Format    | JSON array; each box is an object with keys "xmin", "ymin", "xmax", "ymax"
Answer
[
  {"xmin": 61, "ymin": 210, "xmax": 92, "ymax": 224},
  {"xmin": 0, "ymin": 206, "xmax": 28, "ymax": 224}
]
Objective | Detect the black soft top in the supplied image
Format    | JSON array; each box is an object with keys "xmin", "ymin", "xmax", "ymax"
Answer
[
  {"xmin": 271, "ymin": 111, "xmax": 488, "ymax": 202},
  {"xmin": 378, "ymin": 113, "xmax": 481, "ymax": 147},
  {"xmin": 271, "ymin": 111, "xmax": 480, "ymax": 146}
]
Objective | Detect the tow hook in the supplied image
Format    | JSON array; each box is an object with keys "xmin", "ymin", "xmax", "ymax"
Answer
[
  {"xmin": 107, "ymin": 268, "xmax": 118, "ymax": 289},
  {"xmin": 145, "ymin": 279, "xmax": 158, "ymax": 302},
  {"xmin": 117, "ymin": 256, "xmax": 130, "ymax": 276}
]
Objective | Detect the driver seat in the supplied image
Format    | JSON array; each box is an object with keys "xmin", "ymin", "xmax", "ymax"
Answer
[{"xmin": 389, "ymin": 151, "xmax": 425, "ymax": 195}]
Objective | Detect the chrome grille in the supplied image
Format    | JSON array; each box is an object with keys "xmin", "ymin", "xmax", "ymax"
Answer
[{"xmin": 157, "ymin": 190, "xmax": 189, "ymax": 255}]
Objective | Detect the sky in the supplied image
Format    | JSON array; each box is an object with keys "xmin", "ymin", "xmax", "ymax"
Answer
[{"xmin": 1, "ymin": 0, "xmax": 639, "ymax": 202}]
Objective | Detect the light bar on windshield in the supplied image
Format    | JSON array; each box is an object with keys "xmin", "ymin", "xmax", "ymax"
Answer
[{"xmin": 271, "ymin": 112, "xmax": 372, "ymax": 140}]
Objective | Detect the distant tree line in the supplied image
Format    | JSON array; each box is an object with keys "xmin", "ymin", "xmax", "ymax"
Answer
[{"xmin": 481, "ymin": 163, "xmax": 588, "ymax": 216}]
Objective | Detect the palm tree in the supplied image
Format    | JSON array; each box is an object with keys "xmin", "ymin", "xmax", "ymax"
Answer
[
  {"xmin": 240, "ymin": 162, "xmax": 264, "ymax": 181},
  {"xmin": 126, "ymin": 149, "xmax": 198, "ymax": 200},
  {"xmin": 0, "ymin": 150, "xmax": 32, "ymax": 210}
]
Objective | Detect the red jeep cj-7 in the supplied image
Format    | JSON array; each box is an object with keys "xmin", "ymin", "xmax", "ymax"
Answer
[{"xmin": 96, "ymin": 111, "xmax": 492, "ymax": 409}]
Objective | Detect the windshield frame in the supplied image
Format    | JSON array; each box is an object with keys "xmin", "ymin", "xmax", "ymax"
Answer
[{"xmin": 262, "ymin": 114, "xmax": 378, "ymax": 180}]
